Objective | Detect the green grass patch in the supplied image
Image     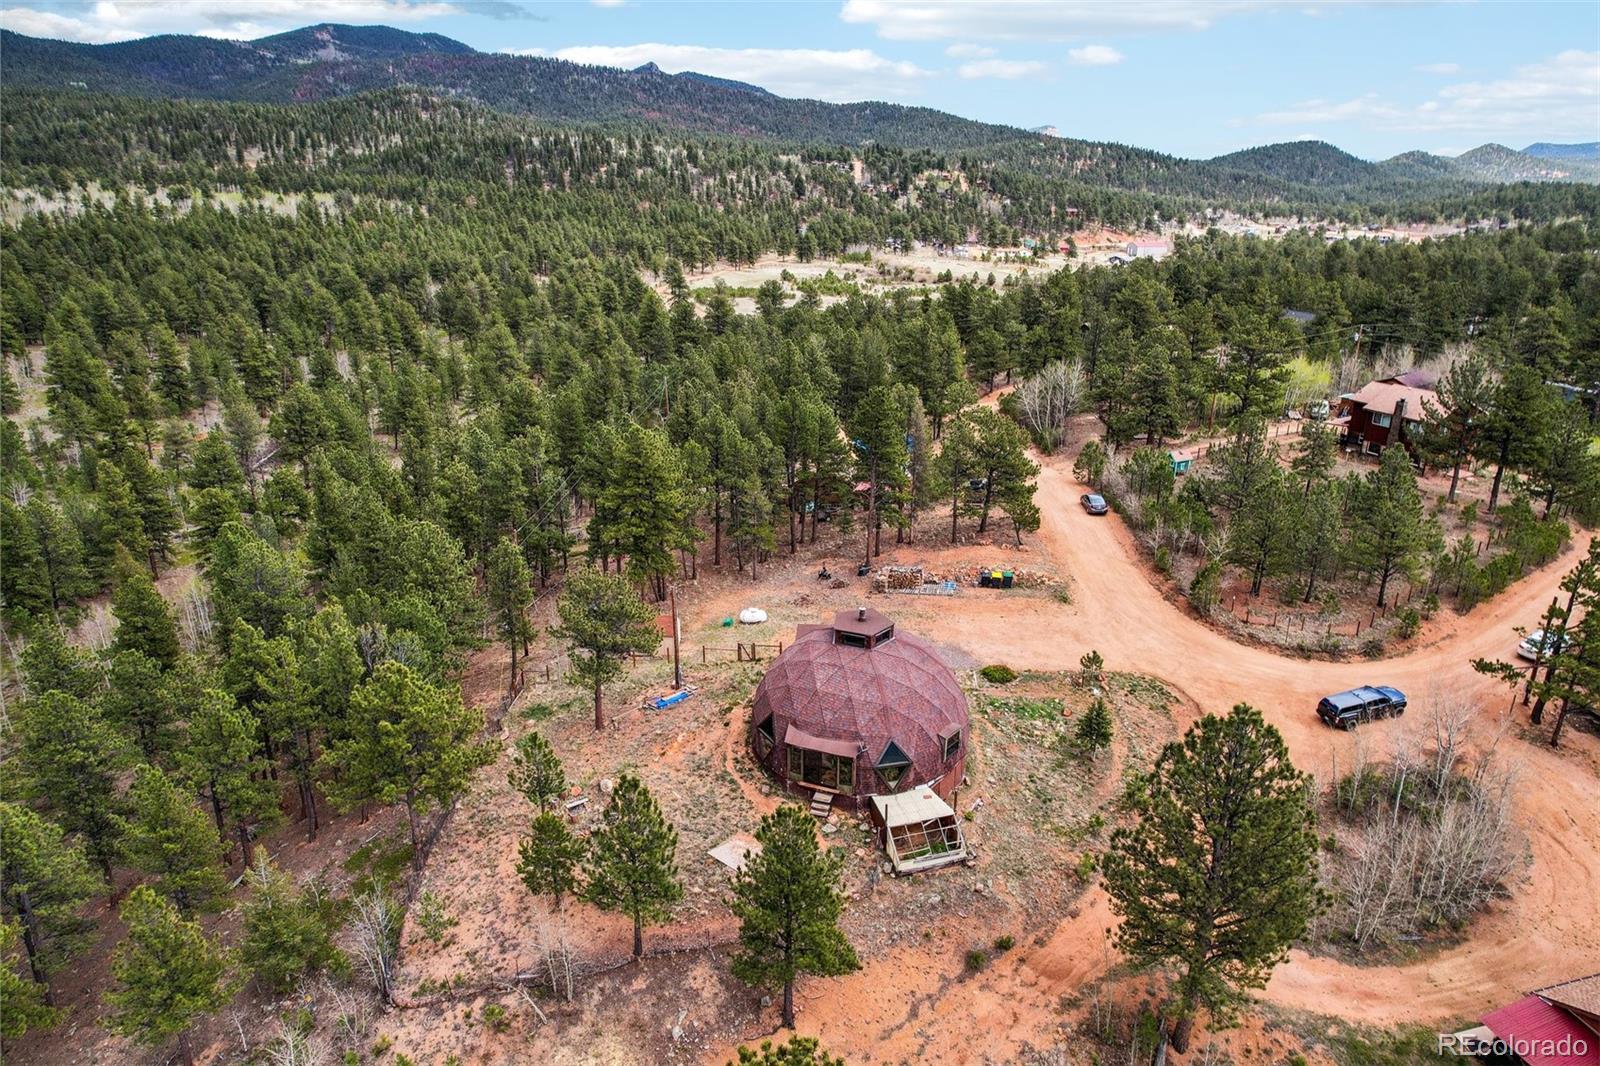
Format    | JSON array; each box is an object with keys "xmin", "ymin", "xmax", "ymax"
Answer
[
  {"xmin": 344, "ymin": 834, "xmax": 414, "ymax": 894},
  {"xmin": 520, "ymin": 701, "xmax": 559, "ymax": 722},
  {"xmin": 982, "ymin": 694, "xmax": 1064, "ymax": 721},
  {"xmin": 1269, "ymin": 1012, "xmax": 1455, "ymax": 1066}
]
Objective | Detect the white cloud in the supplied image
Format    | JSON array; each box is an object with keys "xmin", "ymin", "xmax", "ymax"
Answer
[
  {"xmin": 1415, "ymin": 61, "xmax": 1461, "ymax": 75},
  {"xmin": 591, "ymin": 0, "xmax": 627, "ymax": 6},
  {"xmin": 526, "ymin": 43, "xmax": 934, "ymax": 103},
  {"xmin": 840, "ymin": 0, "xmax": 1302, "ymax": 41},
  {"xmin": 0, "ymin": 1, "xmax": 464, "ymax": 43},
  {"xmin": 944, "ymin": 43, "xmax": 995, "ymax": 58},
  {"xmin": 1067, "ymin": 44, "xmax": 1122, "ymax": 66},
  {"xmin": 1237, "ymin": 51, "xmax": 1600, "ymax": 142},
  {"xmin": 0, "ymin": 5, "xmax": 139, "ymax": 42},
  {"xmin": 957, "ymin": 58, "xmax": 1046, "ymax": 80}
]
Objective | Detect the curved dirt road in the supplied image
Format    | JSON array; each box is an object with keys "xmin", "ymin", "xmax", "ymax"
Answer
[{"xmin": 910, "ymin": 454, "xmax": 1600, "ymax": 1027}]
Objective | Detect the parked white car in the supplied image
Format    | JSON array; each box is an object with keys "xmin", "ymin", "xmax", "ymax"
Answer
[{"xmin": 1517, "ymin": 629, "xmax": 1565, "ymax": 661}]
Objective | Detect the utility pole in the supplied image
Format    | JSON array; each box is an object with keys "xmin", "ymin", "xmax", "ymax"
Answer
[{"xmin": 669, "ymin": 586, "xmax": 682, "ymax": 690}]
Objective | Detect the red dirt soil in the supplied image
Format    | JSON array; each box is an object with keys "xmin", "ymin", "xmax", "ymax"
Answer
[{"xmin": 684, "ymin": 447, "xmax": 1598, "ymax": 1060}]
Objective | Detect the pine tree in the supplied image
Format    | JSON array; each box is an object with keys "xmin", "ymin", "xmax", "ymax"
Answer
[
  {"xmin": 1292, "ymin": 483, "xmax": 1344, "ymax": 604},
  {"xmin": 1226, "ymin": 464, "xmax": 1293, "ymax": 596},
  {"xmin": 552, "ymin": 566, "xmax": 661, "ymax": 730},
  {"xmin": 103, "ymin": 650, "xmax": 177, "ymax": 761},
  {"xmin": 850, "ymin": 385, "xmax": 909, "ymax": 566},
  {"xmin": 0, "ymin": 802, "xmax": 101, "ymax": 1004},
  {"xmin": 1421, "ymin": 351, "xmax": 1491, "ymax": 503},
  {"xmin": 268, "ymin": 383, "xmax": 328, "ymax": 484},
  {"xmin": 485, "ymin": 536, "xmax": 535, "ymax": 693},
  {"xmin": 22, "ymin": 496, "xmax": 93, "ymax": 615},
  {"xmin": 104, "ymin": 886, "xmax": 234, "ymax": 1066},
  {"xmin": 510, "ymin": 731, "xmax": 567, "ymax": 812},
  {"xmin": 97, "ymin": 465, "xmax": 150, "ymax": 572},
  {"xmin": 730, "ymin": 804, "xmax": 859, "ymax": 1028},
  {"xmin": 1353, "ymin": 445, "xmax": 1426, "ymax": 606},
  {"xmin": 517, "ymin": 811, "xmax": 587, "ymax": 912},
  {"xmin": 967, "ymin": 409, "xmax": 1037, "ymax": 548},
  {"xmin": 1, "ymin": 498, "xmax": 52, "ymax": 620},
  {"xmin": 258, "ymin": 635, "xmax": 324, "ymax": 840},
  {"xmin": 188, "ymin": 431, "xmax": 246, "ymax": 499},
  {"xmin": 178, "ymin": 688, "xmax": 280, "ymax": 861},
  {"xmin": 1074, "ymin": 697, "xmax": 1114, "ymax": 756},
  {"xmin": 1481, "ymin": 361, "xmax": 1552, "ymax": 514},
  {"xmin": 123, "ymin": 765, "xmax": 229, "ymax": 915},
  {"xmin": 1, "ymin": 918, "xmax": 62, "ymax": 1037},
  {"xmin": 600, "ymin": 424, "xmax": 692, "ymax": 600},
  {"xmin": 1289, "ymin": 417, "xmax": 1337, "ymax": 496},
  {"xmin": 110, "ymin": 563, "xmax": 180, "ymax": 669},
  {"xmin": 16, "ymin": 624, "xmax": 100, "ymax": 701},
  {"xmin": 239, "ymin": 849, "xmax": 343, "ymax": 993},
  {"xmin": 324, "ymin": 662, "xmax": 497, "ymax": 874},
  {"xmin": 206, "ymin": 521, "xmax": 307, "ymax": 638},
  {"xmin": 1130, "ymin": 340, "xmax": 1182, "ymax": 445},
  {"xmin": 1218, "ymin": 311, "xmax": 1291, "ymax": 425},
  {"xmin": 581, "ymin": 773, "xmax": 683, "ymax": 957},
  {"xmin": 221, "ymin": 388, "xmax": 263, "ymax": 505},
  {"xmin": 13, "ymin": 691, "xmax": 127, "ymax": 884},
  {"xmin": 729, "ymin": 1036, "xmax": 845, "ymax": 1066},
  {"xmin": 294, "ymin": 603, "xmax": 363, "ymax": 746},
  {"xmin": 117, "ymin": 448, "xmax": 181, "ymax": 575},
  {"xmin": 932, "ymin": 410, "xmax": 978, "ymax": 543},
  {"xmin": 1101, "ymin": 705, "xmax": 1322, "ymax": 1052},
  {"xmin": 1529, "ymin": 400, "xmax": 1600, "ymax": 522},
  {"xmin": 188, "ymin": 486, "xmax": 243, "ymax": 564}
]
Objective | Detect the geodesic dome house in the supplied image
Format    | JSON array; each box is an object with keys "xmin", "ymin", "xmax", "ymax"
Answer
[{"xmin": 749, "ymin": 608, "xmax": 970, "ymax": 810}]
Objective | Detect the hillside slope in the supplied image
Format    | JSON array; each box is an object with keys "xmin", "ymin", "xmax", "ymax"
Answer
[{"xmin": 3, "ymin": 23, "xmax": 1596, "ymax": 199}]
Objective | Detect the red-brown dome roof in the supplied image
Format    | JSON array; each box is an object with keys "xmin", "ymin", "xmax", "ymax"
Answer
[{"xmin": 750, "ymin": 619, "xmax": 969, "ymax": 795}]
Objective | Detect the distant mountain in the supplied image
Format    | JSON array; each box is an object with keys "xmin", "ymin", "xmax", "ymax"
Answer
[
  {"xmin": 1377, "ymin": 150, "xmax": 1461, "ymax": 182},
  {"xmin": 1209, "ymin": 141, "xmax": 1376, "ymax": 187},
  {"xmin": 1523, "ymin": 142, "xmax": 1600, "ymax": 162},
  {"xmin": 0, "ymin": 24, "xmax": 1032, "ymax": 149},
  {"xmin": 2, "ymin": 23, "xmax": 1595, "ymax": 197},
  {"xmin": 1454, "ymin": 143, "xmax": 1600, "ymax": 183}
]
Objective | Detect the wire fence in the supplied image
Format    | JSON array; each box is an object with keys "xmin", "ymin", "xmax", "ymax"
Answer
[
  {"xmin": 1223, "ymin": 581, "xmax": 1418, "ymax": 638},
  {"xmin": 698, "ymin": 641, "xmax": 785, "ymax": 663}
]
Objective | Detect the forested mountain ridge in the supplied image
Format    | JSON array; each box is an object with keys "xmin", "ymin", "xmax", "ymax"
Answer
[
  {"xmin": 5, "ymin": 88, "xmax": 1597, "ymax": 246},
  {"xmin": 4, "ymin": 23, "xmax": 1597, "ymax": 199},
  {"xmin": 1455, "ymin": 143, "xmax": 1600, "ymax": 183}
]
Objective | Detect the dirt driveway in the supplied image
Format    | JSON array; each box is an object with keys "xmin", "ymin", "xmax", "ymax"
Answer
[{"xmin": 890, "ymin": 452, "xmax": 1600, "ymax": 1029}]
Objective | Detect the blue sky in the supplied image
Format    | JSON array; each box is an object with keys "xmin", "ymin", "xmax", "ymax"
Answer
[{"xmin": 3, "ymin": 1, "xmax": 1596, "ymax": 159}]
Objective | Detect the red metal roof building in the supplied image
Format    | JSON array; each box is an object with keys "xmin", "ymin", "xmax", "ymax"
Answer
[
  {"xmin": 749, "ymin": 608, "xmax": 969, "ymax": 810},
  {"xmin": 1475, "ymin": 976, "xmax": 1600, "ymax": 1066}
]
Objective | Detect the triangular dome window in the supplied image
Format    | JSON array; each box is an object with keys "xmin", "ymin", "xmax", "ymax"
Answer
[{"xmin": 875, "ymin": 740, "xmax": 912, "ymax": 788}]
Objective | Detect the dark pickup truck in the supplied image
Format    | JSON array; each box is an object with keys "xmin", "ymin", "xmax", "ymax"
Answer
[{"xmin": 1316, "ymin": 685, "xmax": 1407, "ymax": 730}]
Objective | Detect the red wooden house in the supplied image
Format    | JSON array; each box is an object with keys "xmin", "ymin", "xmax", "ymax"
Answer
[{"xmin": 1333, "ymin": 376, "xmax": 1439, "ymax": 458}]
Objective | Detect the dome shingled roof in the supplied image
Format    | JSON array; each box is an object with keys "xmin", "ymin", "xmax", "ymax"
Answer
[{"xmin": 750, "ymin": 619, "xmax": 968, "ymax": 794}]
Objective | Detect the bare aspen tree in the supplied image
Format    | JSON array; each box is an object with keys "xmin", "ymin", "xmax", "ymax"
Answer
[
  {"xmin": 266, "ymin": 1021, "xmax": 330, "ymax": 1066},
  {"xmin": 1012, "ymin": 361, "xmax": 1086, "ymax": 453},
  {"xmin": 1327, "ymin": 696, "xmax": 1525, "ymax": 949},
  {"xmin": 349, "ymin": 888, "xmax": 400, "ymax": 1005},
  {"xmin": 1426, "ymin": 691, "xmax": 1474, "ymax": 795}
]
